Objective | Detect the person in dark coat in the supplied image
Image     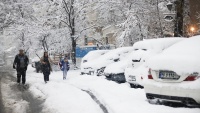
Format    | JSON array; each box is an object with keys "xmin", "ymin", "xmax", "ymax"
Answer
[
  {"xmin": 40, "ymin": 52, "xmax": 53, "ymax": 83},
  {"xmin": 13, "ymin": 49, "xmax": 29, "ymax": 85},
  {"xmin": 59, "ymin": 55, "xmax": 70, "ymax": 80}
]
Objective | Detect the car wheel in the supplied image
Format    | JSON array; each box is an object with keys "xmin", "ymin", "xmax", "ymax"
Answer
[
  {"xmin": 130, "ymin": 83, "xmax": 136, "ymax": 88},
  {"xmin": 130, "ymin": 83, "xmax": 144, "ymax": 89},
  {"xmin": 97, "ymin": 68, "xmax": 105, "ymax": 76}
]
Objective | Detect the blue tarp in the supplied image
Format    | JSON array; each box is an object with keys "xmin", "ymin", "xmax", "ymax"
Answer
[{"xmin": 76, "ymin": 46, "xmax": 97, "ymax": 58}]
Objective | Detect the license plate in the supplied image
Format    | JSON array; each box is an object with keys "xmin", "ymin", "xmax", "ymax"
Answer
[
  {"xmin": 129, "ymin": 75, "xmax": 136, "ymax": 81},
  {"xmin": 159, "ymin": 71, "xmax": 180, "ymax": 80}
]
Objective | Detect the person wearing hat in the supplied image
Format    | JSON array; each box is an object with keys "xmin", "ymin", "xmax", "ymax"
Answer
[
  {"xmin": 59, "ymin": 55, "xmax": 70, "ymax": 80},
  {"xmin": 40, "ymin": 52, "xmax": 53, "ymax": 83},
  {"xmin": 13, "ymin": 49, "xmax": 29, "ymax": 85}
]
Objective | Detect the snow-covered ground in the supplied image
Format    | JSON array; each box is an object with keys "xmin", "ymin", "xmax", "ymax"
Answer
[{"xmin": 23, "ymin": 65, "xmax": 200, "ymax": 113}]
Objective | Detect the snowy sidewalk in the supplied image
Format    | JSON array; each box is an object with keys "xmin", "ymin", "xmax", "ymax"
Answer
[
  {"xmin": 24, "ymin": 65, "xmax": 200, "ymax": 113},
  {"xmin": 26, "ymin": 66, "xmax": 103, "ymax": 113}
]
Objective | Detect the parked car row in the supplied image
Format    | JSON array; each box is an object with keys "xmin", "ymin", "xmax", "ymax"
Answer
[
  {"xmin": 80, "ymin": 36, "xmax": 200, "ymax": 106},
  {"xmin": 81, "ymin": 47, "xmax": 134, "ymax": 76}
]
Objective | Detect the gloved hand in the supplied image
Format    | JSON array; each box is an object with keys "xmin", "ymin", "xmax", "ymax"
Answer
[{"xmin": 13, "ymin": 65, "xmax": 16, "ymax": 69}]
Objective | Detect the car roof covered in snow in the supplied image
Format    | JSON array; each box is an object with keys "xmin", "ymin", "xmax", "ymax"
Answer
[
  {"xmin": 133, "ymin": 38, "xmax": 185, "ymax": 53},
  {"xmin": 130, "ymin": 37, "xmax": 185, "ymax": 60},
  {"xmin": 148, "ymin": 35, "xmax": 200, "ymax": 75}
]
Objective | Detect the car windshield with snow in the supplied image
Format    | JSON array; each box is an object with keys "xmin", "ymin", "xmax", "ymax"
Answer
[
  {"xmin": 144, "ymin": 35, "xmax": 200, "ymax": 106},
  {"xmin": 82, "ymin": 47, "xmax": 134, "ymax": 76},
  {"xmin": 125, "ymin": 38, "xmax": 185, "ymax": 88}
]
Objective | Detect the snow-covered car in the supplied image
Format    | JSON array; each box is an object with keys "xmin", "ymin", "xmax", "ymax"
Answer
[
  {"xmin": 144, "ymin": 35, "xmax": 200, "ymax": 106},
  {"xmin": 81, "ymin": 50, "xmax": 109, "ymax": 75},
  {"xmin": 125, "ymin": 38, "xmax": 185, "ymax": 88},
  {"xmin": 83, "ymin": 47, "xmax": 134, "ymax": 76},
  {"xmin": 104, "ymin": 53, "xmax": 132, "ymax": 83}
]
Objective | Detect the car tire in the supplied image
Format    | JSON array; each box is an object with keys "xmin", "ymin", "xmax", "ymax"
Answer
[
  {"xmin": 130, "ymin": 83, "xmax": 136, "ymax": 88},
  {"xmin": 97, "ymin": 67, "xmax": 105, "ymax": 76},
  {"xmin": 130, "ymin": 83, "xmax": 144, "ymax": 89}
]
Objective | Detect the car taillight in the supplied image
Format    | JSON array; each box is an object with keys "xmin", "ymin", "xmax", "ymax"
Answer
[
  {"xmin": 148, "ymin": 75, "xmax": 153, "ymax": 79},
  {"xmin": 184, "ymin": 76, "xmax": 197, "ymax": 81},
  {"xmin": 148, "ymin": 68, "xmax": 153, "ymax": 79},
  {"xmin": 184, "ymin": 72, "xmax": 199, "ymax": 81}
]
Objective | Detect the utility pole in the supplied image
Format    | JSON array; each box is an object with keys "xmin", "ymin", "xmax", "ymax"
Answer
[{"xmin": 174, "ymin": 0, "xmax": 184, "ymax": 37}]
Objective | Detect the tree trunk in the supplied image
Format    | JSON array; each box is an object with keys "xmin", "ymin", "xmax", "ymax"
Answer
[
  {"xmin": 71, "ymin": 0, "xmax": 76, "ymax": 65},
  {"xmin": 174, "ymin": 0, "xmax": 184, "ymax": 37},
  {"xmin": 71, "ymin": 37, "xmax": 76, "ymax": 65},
  {"xmin": 156, "ymin": 0, "xmax": 164, "ymax": 38},
  {"xmin": 71, "ymin": 20, "xmax": 76, "ymax": 65}
]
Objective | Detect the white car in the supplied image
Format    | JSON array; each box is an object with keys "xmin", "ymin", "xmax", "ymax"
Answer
[
  {"xmin": 83, "ymin": 47, "xmax": 134, "ymax": 76},
  {"xmin": 104, "ymin": 52, "xmax": 133, "ymax": 83},
  {"xmin": 81, "ymin": 50, "xmax": 109, "ymax": 75},
  {"xmin": 144, "ymin": 35, "xmax": 200, "ymax": 106},
  {"xmin": 125, "ymin": 38, "xmax": 185, "ymax": 88}
]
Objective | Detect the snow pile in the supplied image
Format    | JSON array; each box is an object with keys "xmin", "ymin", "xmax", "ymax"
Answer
[
  {"xmin": 147, "ymin": 35, "xmax": 200, "ymax": 75},
  {"xmin": 68, "ymin": 75, "xmax": 200, "ymax": 113},
  {"xmin": 26, "ymin": 66, "xmax": 103, "ymax": 113}
]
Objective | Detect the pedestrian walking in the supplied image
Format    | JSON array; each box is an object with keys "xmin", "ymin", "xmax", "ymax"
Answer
[
  {"xmin": 13, "ymin": 49, "xmax": 29, "ymax": 85},
  {"xmin": 59, "ymin": 55, "xmax": 70, "ymax": 80},
  {"xmin": 40, "ymin": 52, "xmax": 53, "ymax": 83}
]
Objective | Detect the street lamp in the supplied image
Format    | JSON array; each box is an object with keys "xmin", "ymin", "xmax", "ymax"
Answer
[
  {"xmin": 190, "ymin": 27, "xmax": 195, "ymax": 32},
  {"xmin": 190, "ymin": 26, "xmax": 195, "ymax": 36}
]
